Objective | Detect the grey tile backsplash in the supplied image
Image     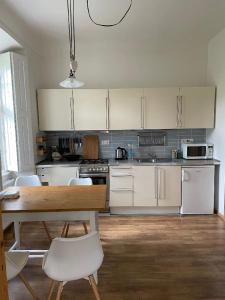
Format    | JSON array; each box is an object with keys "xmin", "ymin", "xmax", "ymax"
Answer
[{"xmin": 44, "ymin": 129, "xmax": 206, "ymax": 160}]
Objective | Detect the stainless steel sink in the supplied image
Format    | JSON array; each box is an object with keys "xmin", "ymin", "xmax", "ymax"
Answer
[{"xmin": 136, "ymin": 158, "xmax": 172, "ymax": 163}]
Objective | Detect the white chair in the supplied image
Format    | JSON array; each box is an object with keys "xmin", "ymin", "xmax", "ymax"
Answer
[
  {"xmin": 6, "ymin": 251, "xmax": 38, "ymax": 299},
  {"xmin": 15, "ymin": 175, "xmax": 52, "ymax": 242},
  {"xmin": 61, "ymin": 177, "xmax": 93, "ymax": 238},
  {"xmin": 42, "ymin": 231, "xmax": 103, "ymax": 300}
]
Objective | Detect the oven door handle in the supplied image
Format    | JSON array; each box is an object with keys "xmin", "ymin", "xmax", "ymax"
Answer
[{"xmin": 80, "ymin": 173, "xmax": 108, "ymax": 177}]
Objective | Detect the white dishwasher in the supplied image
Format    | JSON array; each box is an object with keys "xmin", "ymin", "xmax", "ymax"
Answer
[
  {"xmin": 37, "ymin": 166, "xmax": 79, "ymax": 185},
  {"xmin": 181, "ymin": 166, "xmax": 215, "ymax": 214}
]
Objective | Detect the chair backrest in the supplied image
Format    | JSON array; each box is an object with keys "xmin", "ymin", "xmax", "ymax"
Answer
[
  {"xmin": 42, "ymin": 231, "xmax": 104, "ymax": 282},
  {"xmin": 68, "ymin": 177, "xmax": 92, "ymax": 186},
  {"xmin": 5, "ymin": 252, "xmax": 29, "ymax": 281},
  {"xmin": 15, "ymin": 175, "xmax": 41, "ymax": 187}
]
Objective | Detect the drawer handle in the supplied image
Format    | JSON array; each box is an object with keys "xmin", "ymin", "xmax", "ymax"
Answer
[
  {"xmin": 111, "ymin": 174, "xmax": 133, "ymax": 177},
  {"xmin": 110, "ymin": 189, "xmax": 133, "ymax": 192}
]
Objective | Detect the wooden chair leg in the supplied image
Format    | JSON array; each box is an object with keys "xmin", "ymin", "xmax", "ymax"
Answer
[
  {"xmin": 83, "ymin": 222, "xmax": 88, "ymax": 234},
  {"xmin": 47, "ymin": 280, "xmax": 56, "ymax": 300},
  {"xmin": 65, "ymin": 223, "xmax": 70, "ymax": 238},
  {"xmin": 89, "ymin": 275, "xmax": 101, "ymax": 300},
  {"xmin": 61, "ymin": 222, "xmax": 67, "ymax": 237},
  {"xmin": 56, "ymin": 282, "xmax": 63, "ymax": 300},
  {"xmin": 18, "ymin": 272, "xmax": 38, "ymax": 300},
  {"xmin": 42, "ymin": 221, "xmax": 52, "ymax": 242}
]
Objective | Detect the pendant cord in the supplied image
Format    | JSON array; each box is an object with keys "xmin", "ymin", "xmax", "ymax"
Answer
[
  {"xmin": 86, "ymin": 0, "xmax": 132, "ymax": 27},
  {"xmin": 67, "ymin": 0, "xmax": 76, "ymax": 62}
]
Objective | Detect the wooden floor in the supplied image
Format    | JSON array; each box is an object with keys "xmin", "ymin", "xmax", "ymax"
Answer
[{"xmin": 4, "ymin": 215, "xmax": 225, "ymax": 300}]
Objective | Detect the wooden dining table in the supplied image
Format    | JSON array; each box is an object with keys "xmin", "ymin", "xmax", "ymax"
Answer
[{"xmin": 0, "ymin": 185, "xmax": 107, "ymax": 300}]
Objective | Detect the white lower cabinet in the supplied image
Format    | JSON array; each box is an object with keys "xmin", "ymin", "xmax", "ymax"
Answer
[
  {"xmin": 157, "ymin": 166, "xmax": 181, "ymax": 207},
  {"xmin": 109, "ymin": 165, "xmax": 181, "ymax": 208},
  {"xmin": 37, "ymin": 166, "xmax": 79, "ymax": 185},
  {"xmin": 133, "ymin": 166, "xmax": 157, "ymax": 206},
  {"xmin": 109, "ymin": 166, "xmax": 134, "ymax": 207}
]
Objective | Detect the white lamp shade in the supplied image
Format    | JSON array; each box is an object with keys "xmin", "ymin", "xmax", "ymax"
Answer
[{"xmin": 59, "ymin": 77, "xmax": 84, "ymax": 88}]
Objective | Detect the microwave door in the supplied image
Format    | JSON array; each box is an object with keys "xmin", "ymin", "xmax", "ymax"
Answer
[{"xmin": 187, "ymin": 146, "xmax": 207, "ymax": 159}]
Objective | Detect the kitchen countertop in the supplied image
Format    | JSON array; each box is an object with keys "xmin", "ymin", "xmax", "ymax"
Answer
[
  {"xmin": 36, "ymin": 160, "xmax": 81, "ymax": 168},
  {"xmin": 109, "ymin": 159, "xmax": 220, "ymax": 166},
  {"xmin": 36, "ymin": 158, "xmax": 220, "ymax": 168}
]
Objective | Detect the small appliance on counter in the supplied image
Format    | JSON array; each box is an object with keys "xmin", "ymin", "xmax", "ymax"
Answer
[
  {"xmin": 181, "ymin": 143, "xmax": 214, "ymax": 160},
  {"xmin": 115, "ymin": 147, "xmax": 128, "ymax": 160},
  {"xmin": 51, "ymin": 146, "xmax": 62, "ymax": 161}
]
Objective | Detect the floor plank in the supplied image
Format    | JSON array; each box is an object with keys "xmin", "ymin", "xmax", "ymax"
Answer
[{"xmin": 4, "ymin": 215, "xmax": 225, "ymax": 300}]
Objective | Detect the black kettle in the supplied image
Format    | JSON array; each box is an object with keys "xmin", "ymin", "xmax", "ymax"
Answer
[{"xmin": 115, "ymin": 147, "xmax": 127, "ymax": 160}]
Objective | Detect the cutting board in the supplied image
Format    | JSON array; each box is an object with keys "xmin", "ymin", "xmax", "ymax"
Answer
[{"xmin": 83, "ymin": 135, "xmax": 99, "ymax": 159}]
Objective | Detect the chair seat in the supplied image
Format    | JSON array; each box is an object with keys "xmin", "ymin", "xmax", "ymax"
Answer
[{"xmin": 6, "ymin": 252, "xmax": 29, "ymax": 280}]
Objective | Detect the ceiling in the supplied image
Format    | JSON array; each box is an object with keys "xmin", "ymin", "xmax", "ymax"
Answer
[{"xmin": 2, "ymin": 0, "xmax": 225, "ymax": 49}]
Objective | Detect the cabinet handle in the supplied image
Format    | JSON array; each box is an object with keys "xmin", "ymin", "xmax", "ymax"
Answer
[
  {"xmin": 155, "ymin": 167, "xmax": 158, "ymax": 200},
  {"xmin": 70, "ymin": 97, "xmax": 74, "ymax": 130},
  {"xmin": 158, "ymin": 167, "xmax": 161, "ymax": 200},
  {"xmin": 107, "ymin": 91, "xmax": 110, "ymax": 130},
  {"xmin": 176, "ymin": 96, "xmax": 180, "ymax": 128},
  {"xmin": 180, "ymin": 95, "xmax": 183, "ymax": 127},
  {"xmin": 111, "ymin": 166, "xmax": 132, "ymax": 169},
  {"xmin": 158, "ymin": 168, "xmax": 165, "ymax": 200},
  {"xmin": 141, "ymin": 96, "xmax": 144, "ymax": 129},
  {"xmin": 111, "ymin": 174, "xmax": 133, "ymax": 176},
  {"xmin": 110, "ymin": 188, "xmax": 133, "ymax": 192},
  {"xmin": 106, "ymin": 97, "xmax": 108, "ymax": 130}
]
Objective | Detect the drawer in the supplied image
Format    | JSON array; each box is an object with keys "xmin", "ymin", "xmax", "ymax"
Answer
[
  {"xmin": 110, "ymin": 174, "xmax": 133, "ymax": 189},
  {"xmin": 38, "ymin": 174, "xmax": 49, "ymax": 182},
  {"xmin": 36, "ymin": 167, "xmax": 48, "ymax": 176},
  {"xmin": 110, "ymin": 190, "xmax": 133, "ymax": 207}
]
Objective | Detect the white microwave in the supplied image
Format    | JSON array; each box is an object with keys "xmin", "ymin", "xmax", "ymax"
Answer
[{"xmin": 182, "ymin": 143, "xmax": 214, "ymax": 160}]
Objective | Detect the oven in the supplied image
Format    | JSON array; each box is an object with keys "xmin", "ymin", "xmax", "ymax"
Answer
[{"xmin": 79, "ymin": 161, "xmax": 110, "ymax": 212}]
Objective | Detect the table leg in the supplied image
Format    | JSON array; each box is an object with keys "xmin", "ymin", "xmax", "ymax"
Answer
[
  {"xmin": 14, "ymin": 221, "xmax": 21, "ymax": 249},
  {"xmin": 89, "ymin": 212, "xmax": 99, "ymax": 283},
  {"xmin": 89, "ymin": 212, "xmax": 98, "ymax": 232}
]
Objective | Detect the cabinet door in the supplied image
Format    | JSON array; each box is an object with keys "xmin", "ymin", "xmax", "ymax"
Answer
[
  {"xmin": 109, "ymin": 89, "xmax": 143, "ymax": 130},
  {"xmin": 47, "ymin": 167, "xmax": 79, "ymax": 185},
  {"xmin": 144, "ymin": 88, "xmax": 179, "ymax": 129},
  {"xmin": 157, "ymin": 166, "xmax": 181, "ymax": 207},
  {"xmin": 73, "ymin": 89, "xmax": 108, "ymax": 130},
  {"xmin": 180, "ymin": 87, "xmax": 215, "ymax": 128},
  {"xmin": 133, "ymin": 166, "xmax": 157, "ymax": 206},
  {"xmin": 38, "ymin": 89, "xmax": 73, "ymax": 131}
]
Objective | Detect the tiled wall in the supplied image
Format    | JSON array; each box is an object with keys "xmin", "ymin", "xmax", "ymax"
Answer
[{"xmin": 43, "ymin": 129, "xmax": 206, "ymax": 160}]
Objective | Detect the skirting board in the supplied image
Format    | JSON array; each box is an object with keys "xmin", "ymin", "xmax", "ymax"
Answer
[
  {"xmin": 217, "ymin": 212, "xmax": 225, "ymax": 221},
  {"xmin": 110, "ymin": 207, "xmax": 180, "ymax": 215}
]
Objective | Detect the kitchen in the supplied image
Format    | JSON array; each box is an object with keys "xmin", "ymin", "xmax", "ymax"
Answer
[{"xmin": 1, "ymin": 0, "xmax": 225, "ymax": 299}]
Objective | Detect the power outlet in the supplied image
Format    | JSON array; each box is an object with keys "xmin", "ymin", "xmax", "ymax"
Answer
[
  {"xmin": 101, "ymin": 139, "xmax": 110, "ymax": 145},
  {"xmin": 181, "ymin": 138, "xmax": 194, "ymax": 144}
]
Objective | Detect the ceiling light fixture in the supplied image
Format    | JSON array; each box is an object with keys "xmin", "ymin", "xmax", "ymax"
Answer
[
  {"xmin": 60, "ymin": 0, "xmax": 84, "ymax": 88},
  {"xmin": 60, "ymin": 0, "xmax": 133, "ymax": 89}
]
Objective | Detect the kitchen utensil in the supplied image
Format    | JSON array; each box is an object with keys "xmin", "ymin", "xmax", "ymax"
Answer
[{"xmin": 83, "ymin": 135, "xmax": 99, "ymax": 159}]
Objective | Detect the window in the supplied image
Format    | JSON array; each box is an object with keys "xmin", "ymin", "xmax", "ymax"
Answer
[{"xmin": 0, "ymin": 53, "xmax": 18, "ymax": 173}]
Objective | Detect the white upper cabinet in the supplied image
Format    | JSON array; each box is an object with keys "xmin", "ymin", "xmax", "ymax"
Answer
[
  {"xmin": 73, "ymin": 89, "xmax": 108, "ymax": 130},
  {"xmin": 157, "ymin": 166, "xmax": 181, "ymax": 207},
  {"xmin": 108, "ymin": 89, "xmax": 143, "ymax": 130},
  {"xmin": 180, "ymin": 87, "xmax": 215, "ymax": 128},
  {"xmin": 133, "ymin": 166, "xmax": 157, "ymax": 207},
  {"xmin": 144, "ymin": 88, "xmax": 180, "ymax": 129},
  {"xmin": 38, "ymin": 89, "xmax": 73, "ymax": 131}
]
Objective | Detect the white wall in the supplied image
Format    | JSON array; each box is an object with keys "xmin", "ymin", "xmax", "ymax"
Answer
[
  {"xmin": 207, "ymin": 28, "xmax": 225, "ymax": 214},
  {"xmin": 38, "ymin": 40, "xmax": 208, "ymax": 89}
]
